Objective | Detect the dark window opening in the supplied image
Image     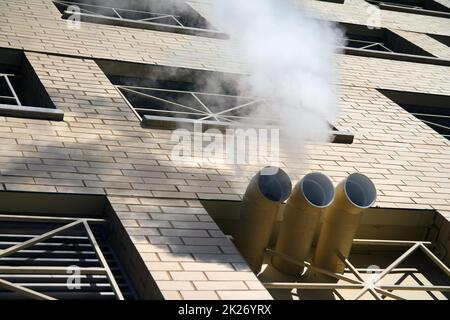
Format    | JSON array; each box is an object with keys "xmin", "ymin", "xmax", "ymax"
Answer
[
  {"xmin": 316, "ymin": 0, "xmax": 345, "ymax": 3},
  {"xmin": 378, "ymin": 89, "xmax": 450, "ymax": 141},
  {"xmin": 338, "ymin": 23, "xmax": 450, "ymax": 66},
  {"xmin": 366, "ymin": 0, "xmax": 450, "ymax": 18},
  {"xmin": 0, "ymin": 192, "xmax": 158, "ymax": 300},
  {"xmin": 97, "ymin": 60, "xmax": 354, "ymax": 144},
  {"xmin": 341, "ymin": 23, "xmax": 433, "ymax": 56},
  {"xmin": 429, "ymin": 34, "xmax": 450, "ymax": 47},
  {"xmin": 0, "ymin": 219, "xmax": 136, "ymax": 300},
  {"xmin": 202, "ymin": 200, "xmax": 450, "ymax": 300},
  {"xmin": 53, "ymin": 0, "xmax": 227, "ymax": 39},
  {"xmin": 0, "ymin": 48, "xmax": 63, "ymax": 121}
]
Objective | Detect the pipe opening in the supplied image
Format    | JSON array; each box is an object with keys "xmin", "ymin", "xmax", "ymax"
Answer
[
  {"xmin": 301, "ymin": 172, "xmax": 335, "ymax": 208},
  {"xmin": 257, "ymin": 167, "xmax": 292, "ymax": 202},
  {"xmin": 344, "ymin": 173, "xmax": 377, "ymax": 208}
]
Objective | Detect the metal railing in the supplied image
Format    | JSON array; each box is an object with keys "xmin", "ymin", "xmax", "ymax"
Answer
[
  {"xmin": 264, "ymin": 239, "xmax": 450, "ymax": 300},
  {"xmin": 406, "ymin": 110, "xmax": 450, "ymax": 140},
  {"xmin": 54, "ymin": 0, "xmax": 195, "ymax": 29},
  {"xmin": 0, "ymin": 73, "xmax": 21, "ymax": 106},
  {"xmin": 367, "ymin": 0, "xmax": 424, "ymax": 10},
  {"xmin": 0, "ymin": 214, "xmax": 130, "ymax": 300},
  {"xmin": 116, "ymin": 84, "xmax": 272, "ymax": 125},
  {"xmin": 115, "ymin": 84, "xmax": 355, "ymax": 143},
  {"xmin": 346, "ymin": 38, "xmax": 394, "ymax": 53}
]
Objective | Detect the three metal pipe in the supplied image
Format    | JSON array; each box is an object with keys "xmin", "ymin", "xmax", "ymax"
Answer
[
  {"xmin": 235, "ymin": 167, "xmax": 377, "ymax": 275},
  {"xmin": 314, "ymin": 173, "xmax": 377, "ymax": 273},
  {"xmin": 272, "ymin": 173, "xmax": 335, "ymax": 275},
  {"xmin": 234, "ymin": 167, "xmax": 292, "ymax": 274}
]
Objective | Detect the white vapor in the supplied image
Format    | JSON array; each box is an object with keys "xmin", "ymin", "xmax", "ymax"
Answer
[{"xmin": 211, "ymin": 0, "xmax": 344, "ymax": 146}]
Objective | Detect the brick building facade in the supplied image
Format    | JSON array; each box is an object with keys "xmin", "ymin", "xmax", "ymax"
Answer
[{"xmin": 0, "ymin": 0, "xmax": 449, "ymax": 300}]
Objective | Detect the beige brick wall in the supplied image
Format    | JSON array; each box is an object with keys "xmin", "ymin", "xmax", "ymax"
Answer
[
  {"xmin": 0, "ymin": 0, "xmax": 449, "ymax": 299},
  {"xmin": 109, "ymin": 195, "xmax": 272, "ymax": 300}
]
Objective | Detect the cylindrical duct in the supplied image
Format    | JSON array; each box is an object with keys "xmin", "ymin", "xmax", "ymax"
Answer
[
  {"xmin": 235, "ymin": 166, "xmax": 292, "ymax": 274},
  {"xmin": 314, "ymin": 173, "xmax": 377, "ymax": 273},
  {"xmin": 272, "ymin": 172, "xmax": 335, "ymax": 275}
]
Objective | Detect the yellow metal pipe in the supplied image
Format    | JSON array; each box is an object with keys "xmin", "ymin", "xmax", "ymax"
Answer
[
  {"xmin": 314, "ymin": 173, "xmax": 377, "ymax": 273},
  {"xmin": 235, "ymin": 166, "xmax": 291, "ymax": 274},
  {"xmin": 272, "ymin": 173, "xmax": 335, "ymax": 275}
]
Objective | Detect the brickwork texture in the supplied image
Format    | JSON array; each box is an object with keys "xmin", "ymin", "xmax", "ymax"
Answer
[{"xmin": 0, "ymin": 0, "xmax": 449, "ymax": 299}]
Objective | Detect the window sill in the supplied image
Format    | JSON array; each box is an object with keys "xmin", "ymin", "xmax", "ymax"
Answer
[
  {"xmin": 343, "ymin": 47, "xmax": 450, "ymax": 66},
  {"xmin": 62, "ymin": 11, "xmax": 229, "ymax": 40},
  {"xmin": 0, "ymin": 104, "xmax": 64, "ymax": 121},
  {"xmin": 317, "ymin": 0, "xmax": 345, "ymax": 4},
  {"xmin": 142, "ymin": 115, "xmax": 354, "ymax": 144},
  {"xmin": 373, "ymin": 3, "xmax": 450, "ymax": 19}
]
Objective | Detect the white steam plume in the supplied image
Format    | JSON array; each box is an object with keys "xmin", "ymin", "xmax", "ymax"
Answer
[{"xmin": 211, "ymin": 0, "xmax": 344, "ymax": 147}]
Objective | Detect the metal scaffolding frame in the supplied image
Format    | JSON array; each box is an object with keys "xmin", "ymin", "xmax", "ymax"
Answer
[
  {"xmin": 54, "ymin": 0, "xmax": 193, "ymax": 29},
  {"xmin": 367, "ymin": 0, "xmax": 430, "ymax": 10},
  {"xmin": 347, "ymin": 38, "xmax": 394, "ymax": 53},
  {"xmin": 0, "ymin": 73, "xmax": 21, "ymax": 106},
  {"xmin": 116, "ymin": 84, "xmax": 268, "ymax": 124},
  {"xmin": 407, "ymin": 112, "xmax": 450, "ymax": 140},
  {"xmin": 263, "ymin": 239, "xmax": 450, "ymax": 300},
  {"xmin": 365, "ymin": 0, "xmax": 450, "ymax": 18},
  {"xmin": 0, "ymin": 215, "xmax": 124, "ymax": 300},
  {"xmin": 115, "ymin": 84, "xmax": 355, "ymax": 144}
]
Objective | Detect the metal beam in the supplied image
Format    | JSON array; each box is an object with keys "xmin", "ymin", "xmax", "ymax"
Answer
[
  {"xmin": 117, "ymin": 84, "xmax": 259, "ymax": 99},
  {"xmin": 353, "ymin": 242, "xmax": 421, "ymax": 300},
  {"xmin": 0, "ymin": 219, "xmax": 83, "ymax": 258},
  {"xmin": 263, "ymin": 282, "xmax": 364, "ymax": 290},
  {"xmin": 380, "ymin": 285, "xmax": 450, "ymax": 292},
  {"xmin": 0, "ymin": 266, "xmax": 107, "ymax": 275},
  {"xmin": 140, "ymin": 14, "xmax": 174, "ymax": 22},
  {"xmin": 343, "ymin": 267, "xmax": 420, "ymax": 273},
  {"xmin": 0, "ymin": 278, "xmax": 56, "ymax": 300},
  {"xmin": 0, "ymin": 214, "xmax": 106, "ymax": 224},
  {"xmin": 263, "ymin": 283, "xmax": 407, "ymax": 300},
  {"xmin": 373, "ymin": 288, "xmax": 407, "ymax": 300},
  {"xmin": 336, "ymin": 250, "xmax": 381, "ymax": 300},
  {"xmin": 119, "ymin": 86, "xmax": 207, "ymax": 115},
  {"xmin": 265, "ymin": 241, "xmax": 450, "ymax": 300},
  {"xmin": 265, "ymin": 249, "xmax": 361, "ymax": 284},
  {"xmin": 419, "ymin": 244, "xmax": 450, "ymax": 278},
  {"xmin": 116, "ymin": 87, "xmax": 143, "ymax": 121},
  {"xmin": 373, "ymin": 243, "xmax": 422, "ymax": 285},
  {"xmin": 3, "ymin": 74, "xmax": 21, "ymax": 106},
  {"xmin": 191, "ymin": 92, "xmax": 219, "ymax": 122},
  {"xmin": 352, "ymin": 239, "xmax": 433, "ymax": 247},
  {"xmin": 111, "ymin": 8, "xmax": 122, "ymax": 19},
  {"xmin": 82, "ymin": 220, "xmax": 124, "ymax": 300}
]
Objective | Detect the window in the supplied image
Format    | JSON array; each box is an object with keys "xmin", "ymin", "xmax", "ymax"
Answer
[
  {"xmin": 203, "ymin": 200, "xmax": 450, "ymax": 300},
  {"xmin": 53, "ymin": 0, "xmax": 226, "ymax": 39},
  {"xmin": 378, "ymin": 89, "xmax": 450, "ymax": 141},
  {"xmin": 339, "ymin": 23, "xmax": 450, "ymax": 66},
  {"xmin": 366, "ymin": 0, "xmax": 450, "ymax": 18},
  {"xmin": 429, "ymin": 34, "xmax": 450, "ymax": 47},
  {"xmin": 0, "ymin": 216, "xmax": 136, "ymax": 299},
  {"xmin": 0, "ymin": 192, "xmax": 147, "ymax": 300},
  {"xmin": 97, "ymin": 60, "xmax": 354, "ymax": 144},
  {"xmin": 0, "ymin": 49, "xmax": 63, "ymax": 121}
]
